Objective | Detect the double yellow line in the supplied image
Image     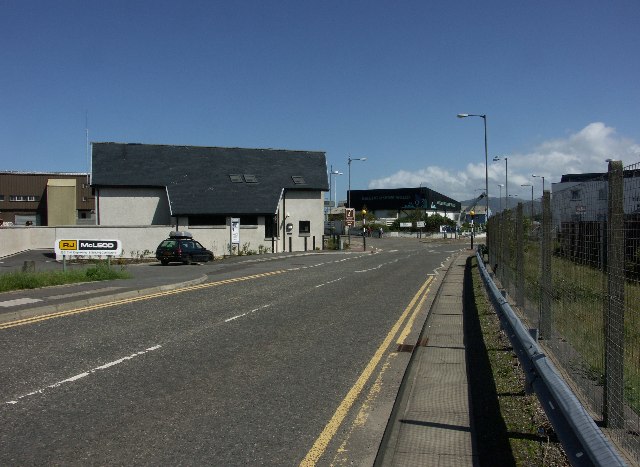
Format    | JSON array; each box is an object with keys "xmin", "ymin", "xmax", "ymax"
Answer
[
  {"xmin": 0, "ymin": 270, "xmax": 287, "ymax": 330},
  {"xmin": 300, "ymin": 274, "xmax": 434, "ymax": 466}
]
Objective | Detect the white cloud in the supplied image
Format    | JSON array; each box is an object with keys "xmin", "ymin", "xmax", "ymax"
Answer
[{"xmin": 368, "ymin": 122, "xmax": 640, "ymax": 201}]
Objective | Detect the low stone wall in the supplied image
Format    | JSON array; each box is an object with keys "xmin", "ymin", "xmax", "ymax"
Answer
[
  {"xmin": 0, "ymin": 227, "xmax": 55, "ymax": 257},
  {"xmin": 0, "ymin": 225, "xmax": 322, "ymax": 259}
]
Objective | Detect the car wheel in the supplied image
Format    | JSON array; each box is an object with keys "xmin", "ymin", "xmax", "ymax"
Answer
[
  {"xmin": 161, "ymin": 260, "xmax": 169, "ymax": 266},
  {"xmin": 183, "ymin": 255, "xmax": 192, "ymax": 265}
]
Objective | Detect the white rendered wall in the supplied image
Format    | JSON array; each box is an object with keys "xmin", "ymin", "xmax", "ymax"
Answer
[
  {"xmin": 98, "ymin": 187, "xmax": 171, "ymax": 226},
  {"xmin": 278, "ymin": 190, "xmax": 325, "ymax": 252},
  {"xmin": 1, "ymin": 190, "xmax": 327, "ymax": 259}
]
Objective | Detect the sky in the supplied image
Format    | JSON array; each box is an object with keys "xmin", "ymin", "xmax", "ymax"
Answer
[{"xmin": 2, "ymin": 1, "xmax": 640, "ymax": 204}]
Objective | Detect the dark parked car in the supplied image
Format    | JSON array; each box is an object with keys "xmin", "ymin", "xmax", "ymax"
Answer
[{"xmin": 155, "ymin": 231, "xmax": 213, "ymax": 265}]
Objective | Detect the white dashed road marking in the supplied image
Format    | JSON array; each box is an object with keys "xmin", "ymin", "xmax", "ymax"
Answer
[
  {"xmin": 0, "ymin": 298, "xmax": 43, "ymax": 308},
  {"xmin": 5, "ymin": 345, "xmax": 162, "ymax": 405}
]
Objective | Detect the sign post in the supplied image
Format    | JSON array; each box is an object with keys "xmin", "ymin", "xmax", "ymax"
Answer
[
  {"xmin": 55, "ymin": 239, "xmax": 122, "ymax": 257},
  {"xmin": 345, "ymin": 208, "xmax": 355, "ymax": 245},
  {"xmin": 230, "ymin": 217, "xmax": 240, "ymax": 255},
  {"xmin": 470, "ymin": 210, "xmax": 475, "ymax": 250},
  {"xmin": 362, "ymin": 209, "xmax": 367, "ymax": 251},
  {"xmin": 345, "ymin": 208, "xmax": 355, "ymax": 227},
  {"xmin": 55, "ymin": 239, "xmax": 123, "ymax": 270}
]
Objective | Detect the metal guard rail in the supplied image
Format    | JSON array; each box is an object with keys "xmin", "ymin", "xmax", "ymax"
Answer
[{"xmin": 475, "ymin": 250, "xmax": 627, "ymax": 467}]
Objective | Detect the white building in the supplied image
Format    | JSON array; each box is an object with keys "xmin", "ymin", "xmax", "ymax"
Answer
[{"xmin": 91, "ymin": 143, "xmax": 329, "ymax": 256}]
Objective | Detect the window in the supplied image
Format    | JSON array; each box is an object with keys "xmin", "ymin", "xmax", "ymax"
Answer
[
  {"xmin": 9, "ymin": 195, "xmax": 39, "ymax": 202},
  {"xmin": 299, "ymin": 220, "xmax": 310, "ymax": 235},
  {"xmin": 229, "ymin": 174, "xmax": 244, "ymax": 183},
  {"xmin": 243, "ymin": 174, "xmax": 258, "ymax": 183},
  {"xmin": 292, "ymin": 176, "xmax": 306, "ymax": 185},
  {"xmin": 571, "ymin": 189, "xmax": 581, "ymax": 201},
  {"xmin": 188, "ymin": 215, "xmax": 226, "ymax": 226},
  {"xmin": 0, "ymin": 194, "xmax": 4, "ymax": 201},
  {"xmin": 265, "ymin": 215, "xmax": 278, "ymax": 238},
  {"xmin": 240, "ymin": 215, "xmax": 258, "ymax": 225}
]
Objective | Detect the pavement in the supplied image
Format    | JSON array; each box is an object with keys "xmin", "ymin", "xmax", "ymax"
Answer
[
  {"xmin": 1, "ymin": 246, "xmax": 477, "ymax": 465},
  {"xmin": 376, "ymin": 250, "xmax": 476, "ymax": 466}
]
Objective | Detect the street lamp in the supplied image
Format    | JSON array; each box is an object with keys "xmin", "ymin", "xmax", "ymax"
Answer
[
  {"xmin": 328, "ymin": 165, "xmax": 343, "ymax": 214},
  {"xmin": 458, "ymin": 113, "xmax": 489, "ymax": 220},
  {"xmin": 509, "ymin": 194, "xmax": 519, "ymax": 212},
  {"xmin": 532, "ymin": 174, "xmax": 546, "ymax": 224},
  {"xmin": 493, "ymin": 155, "xmax": 508, "ymax": 209},
  {"xmin": 521, "ymin": 183, "xmax": 534, "ymax": 218},
  {"xmin": 347, "ymin": 156, "xmax": 367, "ymax": 208},
  {"xmin": 497, "ymin": 183, "xmax": 504, "ymax": 212},
  {"xmin": 532, "ymin": 174, "xmax": 545, "ymax": 195}
]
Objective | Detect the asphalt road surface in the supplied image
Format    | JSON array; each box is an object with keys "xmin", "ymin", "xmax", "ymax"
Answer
[{"xmin": 0, "ymin": 238, "xmax": 465, "ymax": 465}]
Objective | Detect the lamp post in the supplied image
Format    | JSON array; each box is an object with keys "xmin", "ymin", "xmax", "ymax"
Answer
[
  {"xmin": 493, "ymin": 155, "xmax": 508, "ymax": 209},
  {"xmin": 532, "ymin": 174, "xmax": 546, "ymax": 225},
  {"xmin": 328, "ymin": 165, "xmax": 343, "ymax": 213},
  {"xmin": 458, "ymin": 113, "xmax": 489, "ymax": 221},
  {"xmin": 347, "ymin": 156, "xmax": 367, "ymax": 209},
  {"xmin": 521, "ymin": 183, "xmax": 533, "ymax": 218},
  {"xmin": 497, "ymin": 183, "xmax": 504, "ymax": 212},
  {"xmin": 509, "ymin": 194, "xmax": 519, "ymax": 214},
  {"xmin": 532, "ymin": 174, "xmax": 545, "ymax": 196}
]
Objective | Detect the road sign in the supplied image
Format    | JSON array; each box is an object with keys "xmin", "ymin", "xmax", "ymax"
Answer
[
  {"xmin": 345, "ymin": 208, "xmax": 355, "ymax": 226},
  {"xmin": 416, "ymin": 221, "xmax": 425, "ymax": 228},
  {"xmin": 231, "ymin": 218, "xmax": 240, "ymax": 244}
]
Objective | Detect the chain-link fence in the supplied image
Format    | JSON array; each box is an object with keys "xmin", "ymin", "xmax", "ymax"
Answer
[{"xmin": 486, "ymin": 160, "xmax": 640, "ymax": 463}]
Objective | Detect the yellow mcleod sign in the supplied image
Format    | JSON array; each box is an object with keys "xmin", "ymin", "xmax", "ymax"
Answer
[
  {"xmin": 58, "ymin": 240, "xmax": 77, "ymax": 250},
  {"xmin": 54, "ymin": 239, "xmax": 122, "ymax": 256}
]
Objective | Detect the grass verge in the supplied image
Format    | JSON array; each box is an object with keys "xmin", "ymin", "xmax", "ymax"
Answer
[
  {"xmin": 466, "ymin": 255, "xmax": 569, "ymax": 466},
  {"xmin": 0, "ymin": 262, "xmax": 131, "ymax": 293}
]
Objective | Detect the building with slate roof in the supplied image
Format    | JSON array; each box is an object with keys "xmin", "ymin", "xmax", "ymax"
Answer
[{"xmin": 91, "ymin": 142, "xmax": 329, "ymax": 254}]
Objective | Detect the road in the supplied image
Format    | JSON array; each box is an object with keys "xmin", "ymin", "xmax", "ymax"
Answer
[{"xmin": 0, "ymin": 238, "xmax": 465, "ymax": 465}]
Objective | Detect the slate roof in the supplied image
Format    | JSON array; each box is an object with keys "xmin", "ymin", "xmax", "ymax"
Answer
[{"xmin": 91, "ymin": 143, "xmax": 328, "ymax": 216}]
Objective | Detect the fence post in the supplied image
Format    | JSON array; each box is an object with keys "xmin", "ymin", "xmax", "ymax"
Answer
[
  {"xmin": 516, "ymin": 203, "xmax": 525, "ymax": 308},
  {"xmin": 604, "ymin": 159, "xmax": 625, "ymax": 428},
  {"xmin": 486, "ymin": 216, "xmax": 493, "ymax": 268},
  {"xmin": 504, "ymin": 210, "xmax": 512, "ymax": 290},
  {"xmin": 540, "ymin": 190, "xmax": 552, "ymax": 340},
  {"xmin": 495, "ymin": 212, "xmax": 502, "ymax": 280}
]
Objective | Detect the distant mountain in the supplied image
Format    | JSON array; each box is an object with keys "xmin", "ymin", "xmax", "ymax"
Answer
[{"xmin": 459, "ymin": 197, "xmax": 541, "ymax": 215}]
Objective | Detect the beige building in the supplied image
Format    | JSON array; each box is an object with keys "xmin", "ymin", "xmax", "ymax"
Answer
[{"xmin": 0, "ymin": 172, "xmax": 95, "ymax": 226}]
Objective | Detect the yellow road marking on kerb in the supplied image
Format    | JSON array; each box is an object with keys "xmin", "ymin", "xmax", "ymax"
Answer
[
  {"xmin": 299, "ymin": 275, "xmax": 434, "ymax": 466},
  {"xmin": 396, "ymin": 275, "xmax": 433, "ymax": 345},
  {"xmin": 0, "ymin": 270, "xmax": 287, "ymax": 330}
]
